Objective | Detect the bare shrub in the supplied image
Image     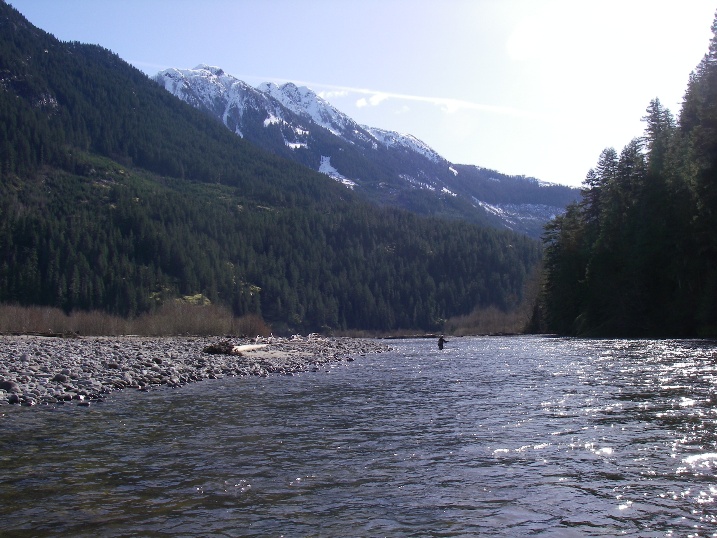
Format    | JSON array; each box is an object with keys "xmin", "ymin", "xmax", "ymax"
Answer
[
  {"xmin": 0, "ymin": 305, "xmax": 70, "ymax": 334},
  {"xmin": 132, "ymin": 302, "xmax": 234, "ymax": 336},
  {"xmin": 445, "ymin": 305, "xmax": 528, "ymax": 336},
  {"xmin": 64, "ymin": 310, "xmax": 131, "ymax": 335},
  {"xmin": 0, "ymin": 303, "xmax": 272, "ymax": 337},
  {"xmin": 233, "ymin": 314, "xmax": 272, "ymax": 337},
  {"xmin": 444, "ymin": 265, "xmax": 543, "ymax": 336}
]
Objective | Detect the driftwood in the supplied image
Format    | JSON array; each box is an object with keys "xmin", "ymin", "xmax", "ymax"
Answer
[
  {"xmin": 7, "ymin": 331, "xmax": 80, "ymax": 338},
  {"xmin": 232, "ymin": 344, "xmax": 268, "ymax": 353},
  {"xmin": 202, "ymin": 340, "xmax": 236, "ymax": 355},
  {"xmin": 202, "ymin": 340, "xmax": 269, "ymax": 355}
]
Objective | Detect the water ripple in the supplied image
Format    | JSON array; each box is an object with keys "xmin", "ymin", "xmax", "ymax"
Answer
[{"xmin": 2, "ymin": 336, "xmax": 717, "ymax": 536}]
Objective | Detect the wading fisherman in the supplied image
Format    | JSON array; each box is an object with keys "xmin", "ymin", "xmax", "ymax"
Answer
[{"xmin": 438, "ymin": 335, "xmax": 446, "ymax": 350}]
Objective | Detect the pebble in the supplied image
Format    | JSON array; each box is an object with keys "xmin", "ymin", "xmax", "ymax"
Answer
[{"xmin": 0, "ymin": 335, "xmax": 390, "ymax": 407}]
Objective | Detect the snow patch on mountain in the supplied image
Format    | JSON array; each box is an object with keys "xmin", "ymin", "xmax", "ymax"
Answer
[
  {"xmin": 319, "ymin": 156, "xmax": 356, "ymax": 189},
  {"xmin": 400, "ymin": 174, "xmax": 436, "ymax": 191},
  {"xmin": 264, "ymin": 114, "xmax": 282, "ymax": 127},
  {"xmin": 478, "ymin": 201, "xmax": 561, "ymax": 229},
  {"xmin": 527, "ymin": 177, "xmax": 556, "ymax": 187}
]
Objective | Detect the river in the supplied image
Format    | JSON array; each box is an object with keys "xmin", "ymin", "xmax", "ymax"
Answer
[{"xmin": 1, "ymin": 336, "xmax": 716, "ymax": 536}]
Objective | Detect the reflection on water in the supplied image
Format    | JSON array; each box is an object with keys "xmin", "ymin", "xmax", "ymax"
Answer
[{"xmin": 1, "ymin": 336, "xmax": 716, "ymax": 536}]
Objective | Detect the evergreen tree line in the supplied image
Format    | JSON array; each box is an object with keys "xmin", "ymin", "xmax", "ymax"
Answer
[
  {"xmin": 0, "ymin": 160, "xmax": 540, "ymax": 332},
  {"xmin": 539, "ymin": 12, "xmax": 717, "ymax": 337}
]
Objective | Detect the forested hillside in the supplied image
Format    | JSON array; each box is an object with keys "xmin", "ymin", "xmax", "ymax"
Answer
[
  {"xmin": 538, "ymin": 12, "xmax": 717, "ymax": 338},
  {"xmin": 0, "ymin": 1, "xmax": 541, "ymax": 333}
]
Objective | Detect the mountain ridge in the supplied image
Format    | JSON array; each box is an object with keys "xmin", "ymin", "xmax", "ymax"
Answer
[{"xmin": 154, "ymin": 65, "xmax": 578, "ymax": 237}]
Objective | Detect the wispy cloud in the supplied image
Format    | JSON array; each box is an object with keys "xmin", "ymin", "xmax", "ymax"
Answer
[
  {"xmin": 220, "ymin": 73, "xmax": 542, "ymax": 120},
  {"xmin": 301, "ymin": 80, "xmax": 539, "ymax": 119},
  {"xmin": 356, "ymin": 93, "xmax": 389, "ymax": 108},
  {"xmin": 317, "ymin": 89, "xmax": 349, "ymax": 100}
]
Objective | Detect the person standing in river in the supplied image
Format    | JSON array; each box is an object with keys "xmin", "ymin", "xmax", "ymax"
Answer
[{"xmin": 438, "ymin": 335, "xmax": 446, "ymax": 350}]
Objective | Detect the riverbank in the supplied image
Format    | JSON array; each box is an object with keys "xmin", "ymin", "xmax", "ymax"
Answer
[{"xmin": 0, "ymin": 334, "xmax": 391, "ymax": 406}]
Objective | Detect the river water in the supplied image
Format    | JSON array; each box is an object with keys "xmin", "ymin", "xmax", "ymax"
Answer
[{"xmin": 1, "ymin": 336, "xmax": 717, "ymax": 537}]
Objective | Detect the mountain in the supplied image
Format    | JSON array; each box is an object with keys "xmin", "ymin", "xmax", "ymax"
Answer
[
  {"xmin": 0, "ymin": 0, "xmax": 542, "ymax": 333},
  {"xmin": 154, "ymin": 65, "xmax": 578, "ymax": 237}
]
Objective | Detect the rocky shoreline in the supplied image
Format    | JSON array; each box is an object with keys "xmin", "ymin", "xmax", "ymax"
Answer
[{"xmin": 0, "ymin": 334, "xmax": 391, "ymax": 407}]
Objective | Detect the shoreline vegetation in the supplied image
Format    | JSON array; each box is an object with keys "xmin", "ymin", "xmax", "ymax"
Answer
[
  {"xmin": 0, "ymin": 302, "xmax": 273, "ymax": 339},
  {"xmin": 0, "ymin": 293, "xmax": 538, "ymax": 339}
]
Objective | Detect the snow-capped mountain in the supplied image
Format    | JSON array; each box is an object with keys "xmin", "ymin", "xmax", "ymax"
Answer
[
  {"xmin": 257, "ymin": 81, "xmax": 355, "ymax": 138},
  {"xmin": 153, "ymin": 65, "xmax": 578, "ymax": 236},
  {"xmin": 362, "ymin": 126, "xmax": 443, "ymax": 163},
  {"xmin": 155, "ymin": 66, "xmax": 285, "ymax": 139}
]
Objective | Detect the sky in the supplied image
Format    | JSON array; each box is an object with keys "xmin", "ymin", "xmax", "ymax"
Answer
[{"xmin": 9, "ymin": 0, "xmax": 717, "ymax": 187}]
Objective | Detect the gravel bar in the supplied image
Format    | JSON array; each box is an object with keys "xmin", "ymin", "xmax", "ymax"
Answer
[{"xmin": 0, "ymin": 334, "xmax": 391, "ymax": 407}]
